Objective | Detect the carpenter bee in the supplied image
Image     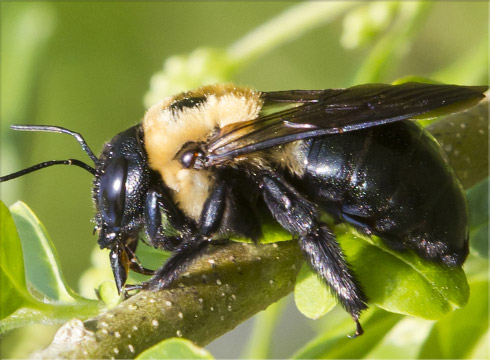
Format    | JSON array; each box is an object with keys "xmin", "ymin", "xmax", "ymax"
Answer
[{"xmin": 1, "ymin": 82, "xmax": 486, "ymax": 337}]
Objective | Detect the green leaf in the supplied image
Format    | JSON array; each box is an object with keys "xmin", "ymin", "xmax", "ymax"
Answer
[
  {"xmin": 0, "ymin": 201, "xmax": 39, "ymax": 319},
  {"xmin": 259, "ymin": 221, "xmax": 293, "ymax": 244},
  {"xmin": 231, "ymin": 221, "xmax": 291, "ymax": 244},
  {"xmin": 292, "ymin": 308, "xmax": 403, "ymax": 359},
  {"xmin": 136, "ymin": 338, "xmax": 214, "ymax": 360},
  {"xmin": 418, "ymin": 279, "xmax": 489, "ymax": 359},
  {"xmin": 9, "ymin": 201, "xmax": 79, "ymax": 302},
  {"xmin": 97, "ymin": 281, "xmax": 120, "ymax": 308},
  {"xmin": 391, "ymin": 76, "xmax": 441, "ymax": 85},
  {"xmin": 128, "ymin": 241, "xmax": 172, "ymax": 284},
  {"xmin": 337, "ymin": 225, "xmax": 469, "ymax": 319},
  {"xmin": 135, "ymin": 240, "xmax": 171, "ymax": 270},
  {"xmin": 466, "ymin": 178, "xmax": 489, "ymax": 258},
  {"xmin": 0, "ymin": 202, "xmax": 101, "ymax": 334},
  {"xmin": 295, "ymin": 222, "xmax": 469, "ymax": 324},
  {"xmin": 0, "ymin": 300, "xmax": 101, "ymax": 335},
  {"xmin": 294, "ymin": 263, "xmax": 336, "ymax": 319}
]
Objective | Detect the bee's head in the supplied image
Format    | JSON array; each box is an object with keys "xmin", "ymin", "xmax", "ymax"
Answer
[
  {"xmin": 0, "ymin": 123, "xmax": 153, "ymax": 293},
  {"xmin": 93, "ymin": 125, "xmax": 150, "ymax": 250}
]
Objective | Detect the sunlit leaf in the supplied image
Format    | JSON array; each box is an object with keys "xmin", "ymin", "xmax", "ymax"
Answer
[
  {"xmin": 10, "ymin": 201, "xmax": 79, "ymax": 302},
  {"xmin": 294, "ymin": 223, "xmax": 469, "ymax": 323},
  {"xmin": 0, "ymin": 201, "xmax": 37, "ymax": 319},
  {"xmin": 129, "ymin": 241, "xmax": 172, "ymax": 284},
  {"xmin": 294, "ymin": 263, "xmax": 336, "ymax": 319},
  {"xmin": 97, "ymin": 281, "xmax": 120, "ymax": 308},
  {"xmin": 338, "ymin": 225, "xmax": 468, "ymax": 319},
  {"xmin": 134, "ymin": 241, "xmax": 171, "ymax": 270},
  {"xmin": 231, "ymin": 221, "xmax": 291, "ymax": 244},
  {"xmin": 136, "ymin": 338, "xmax": 214, "ymax": 359},
  {"xmin": 259, "ymin": 222, "xmax": 292, "ymax": 244},
  {"xmin": 391, "ymin": 76, "xmax": 441, "ymax": 85},
  {"xmin": 292, "ymin": 221, "xmax": 468, "ymax": 326},
  {"xmin": 0, "ymin": 202, "xmax": 101, "ymax": 334}
]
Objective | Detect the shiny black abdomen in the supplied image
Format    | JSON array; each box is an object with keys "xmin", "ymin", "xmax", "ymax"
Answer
[{"xmin": 296, "ymin": 120, "xmax": 468, "ymax": 265}]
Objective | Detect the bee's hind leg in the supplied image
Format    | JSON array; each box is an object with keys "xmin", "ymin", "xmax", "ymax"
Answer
[
  {"xmin": 258, "ymin": 172, "xmax": 368, "ymax": 336},
  {"xmin": 299, "ymin": 224, "xmax": 367, "ymax": 337}
]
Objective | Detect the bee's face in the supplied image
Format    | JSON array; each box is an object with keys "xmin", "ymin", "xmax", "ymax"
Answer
[
  {"xmin": 95, "ymin": 155, "xmax": 128, "ymax": 246},
  {"xmin": 93, "ymin": 126, "xmax": 150, "ymax": 249}
]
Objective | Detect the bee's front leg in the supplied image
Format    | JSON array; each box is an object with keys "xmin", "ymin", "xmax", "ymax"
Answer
[
  {"xmin": 144, "ymin": 180, "xmax": 227, "ymax": 291},
  {"xmin": 145, "ymin": 187, "xmax": 193, "ymax": 251}
]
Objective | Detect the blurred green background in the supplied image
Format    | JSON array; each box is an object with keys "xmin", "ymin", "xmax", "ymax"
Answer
[{"xmin": 0, "ymin": 2, "xmax": 488, "ymax": 358}]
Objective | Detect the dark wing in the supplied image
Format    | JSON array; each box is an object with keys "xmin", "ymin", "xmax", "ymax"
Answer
[{"xmin": 202, "ymin": 83, "xmax": 487, "ymax": 167}]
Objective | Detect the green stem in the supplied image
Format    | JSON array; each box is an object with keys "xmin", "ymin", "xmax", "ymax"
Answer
[
  {"xmin": 352, "ymin": 1, "xmax": 431, "ymax": 84},
  {"xmin": 227, "ymin": 2, "xmax": 359, "ymax": 67}
]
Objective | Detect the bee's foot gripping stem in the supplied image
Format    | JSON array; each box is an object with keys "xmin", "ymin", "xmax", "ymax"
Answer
[{"xmin": 348, "ymin": 318, "xmax": 364, "ymax": 339}]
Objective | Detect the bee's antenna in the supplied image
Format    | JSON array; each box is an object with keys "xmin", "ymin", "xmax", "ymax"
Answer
[
  {"xmin": 10, "ymin": 125, "xmax": 99, "ymax": 164},
  {"xmin": 0, "ymin": 125, "xmax": 99, "ymax": 182},
  {"xmin": 0, "ymin": 159, "xmax": 96, "ymax": 182}
]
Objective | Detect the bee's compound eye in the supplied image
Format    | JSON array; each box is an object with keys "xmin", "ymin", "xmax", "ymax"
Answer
[
  {"xmin": 180, "ymin": 149, "xmax": 203, "ymax": 168},
  {"xmin": 98, "ymin": 156, "xmax": 128, "ymax": 227}
]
